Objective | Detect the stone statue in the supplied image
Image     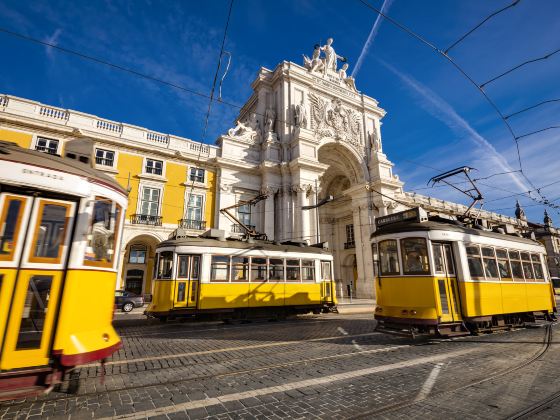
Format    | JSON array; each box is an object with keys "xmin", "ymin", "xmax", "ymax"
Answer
[
  {"xmin": 368, "ymin": 128, "xmax": 381, "ymax": 152},
  {"xmin": 320, "ymin": 38, "xmax": 344, "ymax": 75},
  {"xmin": 338, "ymin": 63, "xmax": 358, "ymax": 91},
  {"xmin": 515, "ymin": 200, "xmax": 527, "ymax": 221},
  {"xmin": 544, "ymin": 209, "xmax": 553, "ymax": 227},
  {"xmin": 303, "ymin": 45, "xmax": 324, "ymax": 73},
  {"xmin": 228, "ymin": 112, "xmax": 261, "ymax": 142},
  {"xmin": 294, "ymin": 100, "xmax": 307, "ymax": 128},
  {"xmin": 264, "ymin": 108, "xmax": 276, "ymax": 133}
]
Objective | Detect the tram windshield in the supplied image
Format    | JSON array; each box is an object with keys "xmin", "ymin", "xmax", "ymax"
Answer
[
  {"xmin": 156, "ymin": 251, "xmax": 174, "ymax": 279},
  {"xmin": 401, "ymin": 238, "xmax": 430, "ymax": 275},
  {"xmin": 84, "ymin": 197, "xmax": 122, "ymax": 267},
  {"xmin": 379, "ymin": 240, "xmax": 399, "ymax": 275}
]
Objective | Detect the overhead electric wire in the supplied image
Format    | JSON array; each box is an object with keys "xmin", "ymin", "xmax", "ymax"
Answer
[
  {"xmin": 480, "ymin": 47, "xmax": 560, "ymax": 88},
  {"xmin": 444, "ymin": 0, "xmax": 521, "ymax": 54},
  {"xmin": 516, "ymin": 125, "xmax": 560, "ymax": 140},
  {"xmin": 357, "ymin": 0, "xmax": 557, "ymax": 212},
  {"xmin": 505, "ymin": 98, "xmax": 560, "ymax": 119}
]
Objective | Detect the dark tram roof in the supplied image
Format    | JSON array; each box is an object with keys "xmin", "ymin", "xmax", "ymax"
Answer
[
  {"xmin": 0, "ymin": 141, "xmax": 127, "ymax": 195},
  {"xmin": 371, "ymin": 219, "xmax": 540, "ymax": 246},
  {"xmin": 157, "ymin": 236, "xmax": 333, "ymax": 255}
]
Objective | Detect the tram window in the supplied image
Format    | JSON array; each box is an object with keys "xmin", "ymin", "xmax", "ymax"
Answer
[
  {"xmin": 445, "ymin": 246, "xmax": 455, "ymax": 275},
  {"xmin": 16, "ymin": 275, "xmax": 53, "ymax": 350},
  {"xmin": 532, "ymin": 255, "xmax": 545, "ymax": 280},
  {"xmin": 251, "ymin": 257, "xmax": 267, "ymax": 282},
  {"xmin": 0, "ymin": 197, "xmax": 25, "ymax": 261},
  {"xmin": 466, "ymin": 245, "xmax": 485, "ymax": 280},
  {"xmin": 401, "ymin": 238, "xmax": 430, "ymax": 275},
  {"xmin": 481, "ymin": 247, "xmax": 499, "ymax": 280},
  {"xmin": 508, "ymin": 251, "xmax": 524, "ymax": 281},
  {"xmin": 210, "ymin": 255, "xmax": 230, "ymax": 282},
  {"xmin": 177, "ymin": 255, "xmax": 189, "ymax": 278},
  {"xmin": 231, "ymin": 257, "xmax": 249, "ymax": 282},
  {"xmin": 302, "ymin": 260, "xmax": 316, "ymax": 281},
  {"xmin": 379, "ymin": 240, "xmax": 399, "ymax": 275},
  {"xmin": 269, "ymin": 258, "xmax": 285, "ymax": 281},
  {"xmin": 191, "ymin": 256, "xmax": 200, "ymax": 280},
  {"xmin": 520, "ymin": 252, "xmax": 531, "ymax": 262},
  {"xmin": 496, "ymin": 249, "xmax": 512, "ymax": 280},
  {"xmin": 31, "ymin": 202, "xmax": 69, "ymax": 263},
  {"xmin": 177, "ymin": 282, "xmax": 186, "ymax": 302},
  {"xmin": 432, "ymin": 244, "xmax": 445, "ymax": 274},
  {"xmin": 321, "ymin": 261, "xmax": 333, "ymax": 281},
  {"xmin": 157, "ymin": 251, "xmax": 174, "ymax": 279},
  {"xmin": 522, "ymin": 261, "xmax": 535, "ymax": 281},
  {"xmin": 286, "ymin": 259, "xmax": 301, "ymax": 281},
  {"xmin": 84, "ymin": 198, "xmax": 122, "ymax": 267}
]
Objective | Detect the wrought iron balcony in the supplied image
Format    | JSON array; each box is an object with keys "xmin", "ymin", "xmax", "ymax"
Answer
[
  {"xmin": 344, "ymin": 241, "xmax": 356, "ymax": 249},
  {"xmin": 130, "ymin": 214, "xmax": 162, "ymax": 226},
  {"xmin": 178, "ymin": 219, "xmax": 206, "ymax": 230},
  {"xmin": 231, "ymin": 224, "xmax": 256, "ymax": 233},
  {"xmin": 95, "ymin": 156, "xmax": 114, "ymax": 166}
]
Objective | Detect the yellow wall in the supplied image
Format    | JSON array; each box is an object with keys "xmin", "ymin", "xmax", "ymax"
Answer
[
  {"xmin": 0, "ymin": 128, "xmax": 33, "ymax": 149},
  {"xmin": 205, "ymin": 169, "xmax": 216, "ymax": 227},
  {"xmin": 115, "ymin": 152, "xmax": 142, "ymax": 218},
  {"xmin": 163, "ymin": 162, "xmax": 186, "ymax": 224}
]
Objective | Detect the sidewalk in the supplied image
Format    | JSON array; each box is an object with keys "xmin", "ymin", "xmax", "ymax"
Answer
[{"xmin": 336, "ymin": 298, "xmax": 376, "ymax": 315}]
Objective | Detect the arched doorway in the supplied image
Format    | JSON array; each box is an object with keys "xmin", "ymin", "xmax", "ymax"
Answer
[{"xmin": 121, "ymin": 234, "xmax": 162, "ymax": 301}]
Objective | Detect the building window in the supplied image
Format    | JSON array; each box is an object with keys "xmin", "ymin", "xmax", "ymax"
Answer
[
  {"xmin": 185, "ymin": 194, "xmax": 203, "ymax": 221},
  {"xmin": 237, "ymin": 204, "xmax": 251, "ymax": 226},
  {"xmin": 145, "ymin": 159, "xmax": 163, "ymax": 175},
  {"xmin": 95, "ymin": 148, "xmax": 115, "ymax": 166},
  {"xmin": 140, "ymin": 187, "xmax": 160, "ymax": 216},
  {"xmin": 35, "ymin": 137, "xmax": 59, "ymax": 155},
  {"xmin": 129, "ymin": 245, "xmax": 147, "ymax": 264},
  {"xmin": 189, "ymin": 167, "xmax": 205, "ymax": 183}
]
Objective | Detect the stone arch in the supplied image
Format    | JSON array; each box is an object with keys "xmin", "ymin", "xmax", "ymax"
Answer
[
  {"xmin": 317, "ymin": 141, "xmax": 366, "ymax": 187},
  {"xmin": 120, "ymin": 233, "xmax": 163, "ymax": 299}
]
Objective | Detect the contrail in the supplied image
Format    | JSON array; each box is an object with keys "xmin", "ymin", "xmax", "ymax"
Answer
[
  {"xmin": 381, "ymin": 60, "xmax": 529, "ymax": 193},
  {"xmin": 352, "ymin": 0, "xmax": 393, "ymax": 78}
]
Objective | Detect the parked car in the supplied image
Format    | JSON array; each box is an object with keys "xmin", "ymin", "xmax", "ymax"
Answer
[{"xmin": 115, "ymin": 290, "xmax": 144, "ymax": 312}]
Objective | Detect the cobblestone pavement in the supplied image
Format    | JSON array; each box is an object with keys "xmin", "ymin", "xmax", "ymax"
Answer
[{"xmin": 1, "ymin": 314, "xmax": 560, "ymax": 419}]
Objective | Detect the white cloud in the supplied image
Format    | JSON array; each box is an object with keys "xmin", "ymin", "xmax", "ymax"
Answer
[{"xmin": 43, "ymin": 28, "xmax": 62, "ymax": 60}]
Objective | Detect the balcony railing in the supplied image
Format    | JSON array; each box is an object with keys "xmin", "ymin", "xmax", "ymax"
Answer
[
  {"xmin": 145, "ymin": 166, "xmax": 163, "ymax": 175},
  {"xmin": 95, "ymin": 156, "xmax": 114, "ymax": 166},
  {"xmin": 130, "ymin": 214, "xmax": 162, "ymax": 226},
  {"xmin": 178, "ymin": 219, "xmax": 206, "ymax": 230},
  {"xmin": 231, "ymin": 224, "xmax": 256, "ymax": 233},
  {"xmin": 344, "ymin": 241, "xmax": 356, "ymax": 249}
]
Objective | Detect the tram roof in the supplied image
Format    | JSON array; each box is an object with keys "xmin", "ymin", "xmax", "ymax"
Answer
[
  {"xmin": 157, "ymin": 236, "xmax": 333, "ymax": 255},
  {"xmin": 0, "ymin": 141, "xmax": 127, "ymax": 195},
  {"xmin": 371, "ymin": 220, "xmax": 540, "ymax": 246}
]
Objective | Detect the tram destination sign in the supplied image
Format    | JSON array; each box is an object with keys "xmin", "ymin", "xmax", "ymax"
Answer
[{"xmin": 376, "ymin": 207, "xmax": 428, "ymax": 227}]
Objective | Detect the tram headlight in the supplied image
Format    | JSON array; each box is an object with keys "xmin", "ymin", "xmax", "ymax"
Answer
[
  {"xmin": 410, "ymin": 310, "xmax": 417, "ymax": 315},
  {"xmin": 102, "ymin": 333, "xmax": 110, "ymax": 342}
]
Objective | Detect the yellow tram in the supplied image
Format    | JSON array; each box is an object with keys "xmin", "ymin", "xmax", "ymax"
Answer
[
  {"xmin": 372, "ymin": 208, "xmax": 556, "ymax": 336},
  {"xmin": 0, "ymin": 141, "xmax": 127, "ymax": 399},
  {"xmin": 146, "ymin": 232, "xmax": 337, "ymax": 321}
]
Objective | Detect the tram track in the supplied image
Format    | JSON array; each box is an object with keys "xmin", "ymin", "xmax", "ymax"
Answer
[{"xmin": 350, "ymin": 323, "xmax": 556, "ymax": 419}]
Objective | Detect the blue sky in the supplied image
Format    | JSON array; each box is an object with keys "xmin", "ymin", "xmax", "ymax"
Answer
[{"xmin": 1, "ymin": 0, "xmax": 559, "ymax": 222}]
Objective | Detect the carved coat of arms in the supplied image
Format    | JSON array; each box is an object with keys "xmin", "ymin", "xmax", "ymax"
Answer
[{"xmin": 308, "ymin": 93, "xmax": 361, "ymax": 145}]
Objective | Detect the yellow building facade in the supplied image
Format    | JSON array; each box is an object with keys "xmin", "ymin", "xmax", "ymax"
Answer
[{"xmin": 0, "ymin": 94, "xmax": 218, "ymax": 299}]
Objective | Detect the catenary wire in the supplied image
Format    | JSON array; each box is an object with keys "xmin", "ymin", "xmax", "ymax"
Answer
[
  {"xmin": 444, "ymin": 0, "xmax": 521, "ymax": 54},
  {"xmin": 516, "ymin": 125, "xmax": 560, "ymax": 140},
  {"xmin": 356, "ymin": 0, "xmax": 556, "ymax": 211},
  {"xmin": 480, "ymin": 47, "xmax": 560, "ymax": 88},
  {"xmin": 505, "ymin": 98, "xmax": 560, "ymax": 119}
]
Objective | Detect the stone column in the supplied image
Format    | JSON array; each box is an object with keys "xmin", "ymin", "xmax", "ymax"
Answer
[{"xmin": 263, "ymin": 190, "xmax": 275, "ymax": 240}]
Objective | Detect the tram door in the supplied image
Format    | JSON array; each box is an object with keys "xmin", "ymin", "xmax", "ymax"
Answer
[
  {"xmin": 174, "ymin": 254, "xmax": 200, "ymax": 309},
  {"xmin": 432, "ymin": 243, "xmax": 462, "ymax": 323},
  {"xmin": 0, "ymin": 194, "xmax": 75, "ymax": 370}
]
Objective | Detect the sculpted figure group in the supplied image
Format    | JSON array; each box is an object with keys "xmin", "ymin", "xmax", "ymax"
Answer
[{"xmin": 303, "ymin": 37, "xmax": 358, "ymax": 91}]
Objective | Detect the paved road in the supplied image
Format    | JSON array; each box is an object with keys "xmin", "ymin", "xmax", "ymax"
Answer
[{"xmin": 1, "ymin": 314, "xmax": 560, "ymax": 419}]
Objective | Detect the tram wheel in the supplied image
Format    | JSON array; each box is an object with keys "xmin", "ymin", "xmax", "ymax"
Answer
[{"xmin": 66, "ymin": 370, "xmax": 81, "ymax": 395}]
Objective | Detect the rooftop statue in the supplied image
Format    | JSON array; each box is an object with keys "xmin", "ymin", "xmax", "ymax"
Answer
[{"xmin": 228, "ymin": 113, "xmax": 261, "ymax": 142}]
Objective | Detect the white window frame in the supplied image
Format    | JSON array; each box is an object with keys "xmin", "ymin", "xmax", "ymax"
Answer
[
  {"xmin": 188, "ymin": 167, "xmax": 205, "ymax": 183},
  {"xmin": 95, "ymin": 148, "xmax": 116, "ymax": 167},
  {"xmin": 184, "ymin": 193, "xmax": 205, "ymax": 222},
  {"xmin": 137, "ymin": 182, "xmax": 163, "ymax": 217},
  {"xmin": 143, "ymin": 157, "xmax": 165, "ymax": 177},
  {"xmin": 33, "ymin": 136, "xmax": 60, "ymax": 155}
]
